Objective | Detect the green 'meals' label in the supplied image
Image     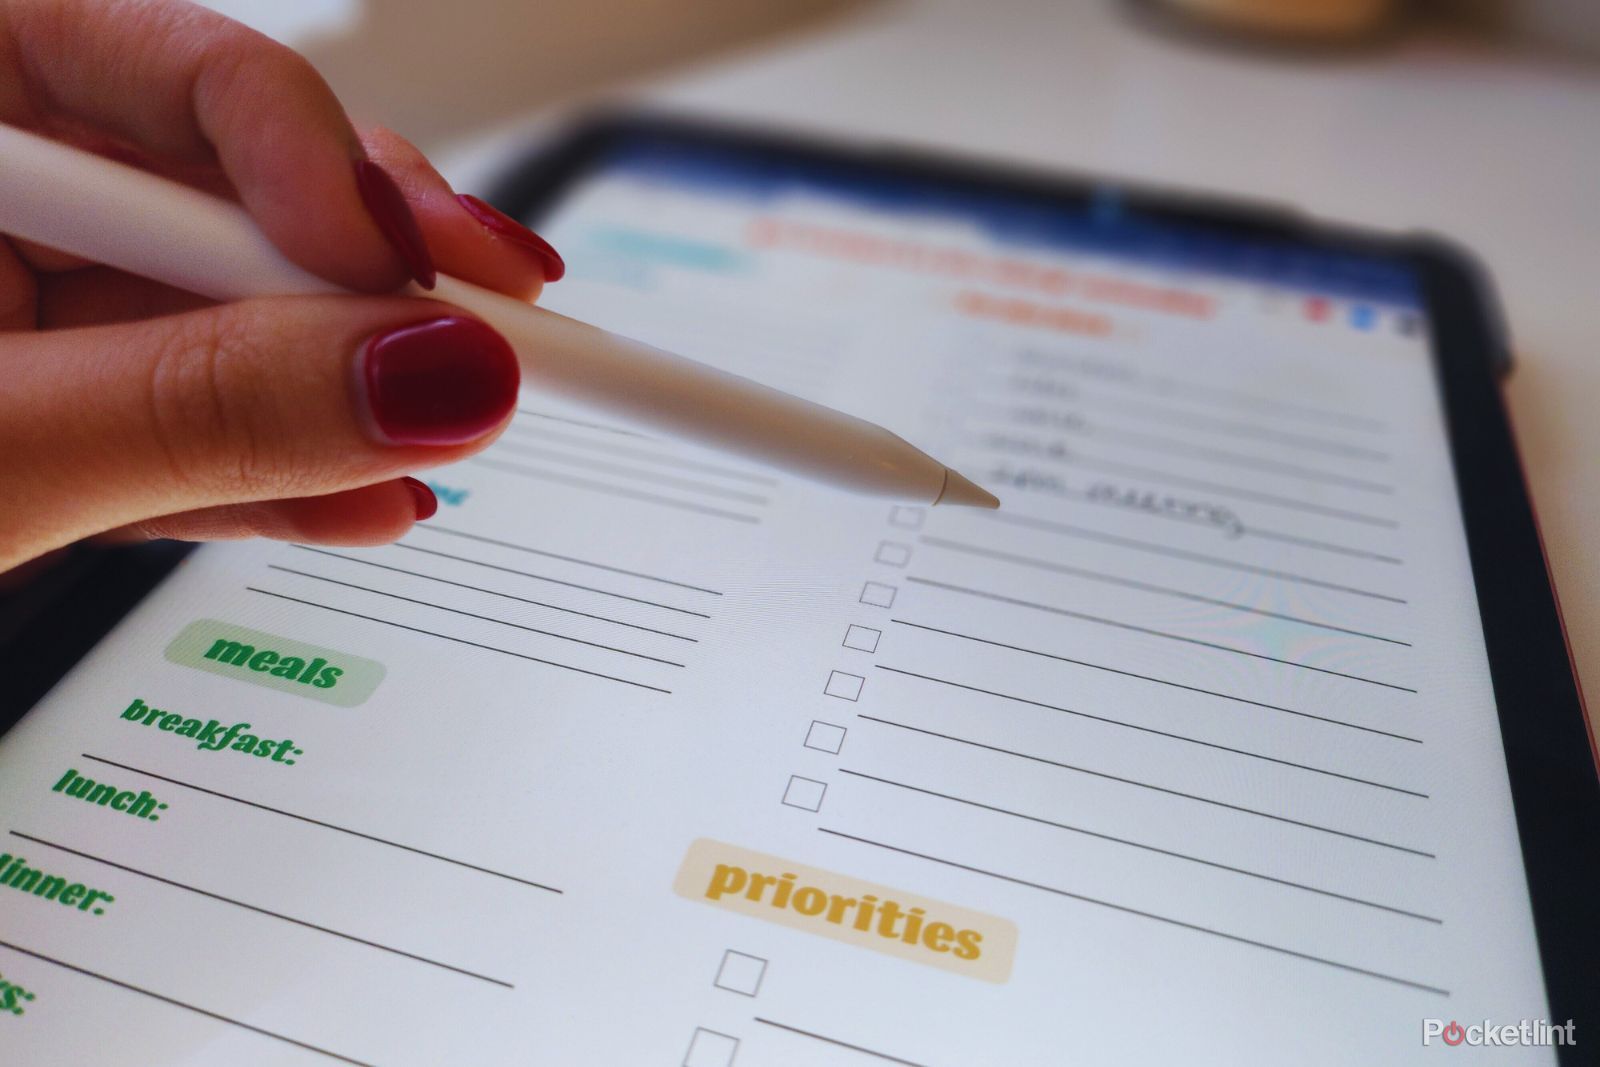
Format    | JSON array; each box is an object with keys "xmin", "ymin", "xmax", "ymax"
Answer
[{"xmin": 164, "ymin": 620, "xmax": 384, "ymax": 707}]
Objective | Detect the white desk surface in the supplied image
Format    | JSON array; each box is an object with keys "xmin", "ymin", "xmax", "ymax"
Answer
[{"xmin": 225, "ymin": 0, "xmax": 1600, "ymax": 731}]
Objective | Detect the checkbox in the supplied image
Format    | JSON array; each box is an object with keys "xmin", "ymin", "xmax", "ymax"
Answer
[
  {"xmin": 782, "ymin": 775, "xmax": 827, "ymax": 812},
  {"xmin": 842, "ymin": 625, "xmax": 881, "ymax": 652},
  {"xmin": 684, "ymin": 1028, "xmax": 739, "ymax": 1067},
  {"xmin": 860, "ymin": 582, "xmax": 897, "ymax": 608},
  {"xmin": 805, "ymin": 721, "xmax": 847, "ymax": 755},
  {"xmin": 889, "ymin": 505, "xmax": 926, "ymax": 530},
  {"xmin": 714, "ymin": 950, "xmax": 768, "ymax": 997},
  {"xmin": 875, "ymin": 541, "xmax": 912, "ymax": 567},
  {"xmin": 824, "ymin": 670, "xmax": 865, "ymax": 701}
]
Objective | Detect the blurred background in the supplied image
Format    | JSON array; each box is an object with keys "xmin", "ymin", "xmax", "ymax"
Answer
[{"xmin": 201, "ymin": 0, "xmax": 1598, "ymax": 720}]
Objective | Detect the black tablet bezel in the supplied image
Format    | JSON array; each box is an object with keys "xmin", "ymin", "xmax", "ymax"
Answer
[{"xmin": 7, "ymin": 112, "xmax": 1595, "ymax": 1051}]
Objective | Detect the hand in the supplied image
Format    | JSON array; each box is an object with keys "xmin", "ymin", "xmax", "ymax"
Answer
[{"xmin": 0, "ymin": 0, "xmax": 566, "ymax": 575}]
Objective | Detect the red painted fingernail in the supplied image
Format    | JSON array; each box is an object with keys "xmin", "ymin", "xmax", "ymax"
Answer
[
  {"xmin": 359, "ymin": 316, "xmax": 519, "ymax": 445},
  {"xmin": 457, "ymin": 194, "xmax": 565, "ymax": 282},
  {"xmin": 355, "ymin": 160, "xmax": 437, "ymax": 290},
  {"xmin": 402, "ymin": 477, "xmax": 438, "ymax": 520}
]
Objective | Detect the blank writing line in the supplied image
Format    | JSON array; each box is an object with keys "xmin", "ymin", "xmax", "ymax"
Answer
[
  {"xmin": 246, "ymin": 588, "xmax": 672, "ymax": 694},
  {"xmin": 502, "ymin": 424, "xmax": 778, "ymax": 485},
  {"xmin": 395, "ymin": 543, "xmax": 710, "ymax": 619},
  {"xmin": 865, "ymin": 667, "xmax": 1425, "ymax": 796},
  {"xmin": 895, "ymin": 612, "xmax": 1417, "ymax": 695},
  {"xmin": 290, "ymin": 547, "xmax": 696, "ymax": 642},
  {"xmin": 472, "ymin": 458, "xmax": 762, "ymax": 523},
  {"xmin": 831, "ymin": 767, "xmax": 1440, "ymax": 922},
  {"xmin": 1078, "ymin": 389, "xmax": 1392, "ymax": 462},
  {"xmin": 493, "ymin": 441, "xmax": 771, "ymax": 505},
  {"xmin": 79, "ymin": 754, "xmax": 562, "ymax": 892},
  {"xmin": 515, "ymin": 407, "xmax": 647, "ymax": 437},
  {"xmin": 266, "ymin": 566, "xmax": 687, "ymax": 667},
  {"xmin": 0, "ymin": 940, "xmax": 374, "ymax": 1065},
  {"xmin": 817, "ymin": 831, "xmax": 1447, "ymax": 996},
  {"xmin": 841, "ymin": 728, "xmax": 1433, "ymax": 857},
  {"xmin": 11, "ymin": 832, "xmax": 512, "ymax": 988},
  {"xmin": 877, "ymin": 649, "xmax": 1420, "ymax": 744},
  {"xmin": 753, "ymin": 1017, "xmax": 931, "ymax": 1066},
  {"xmin": 913, "ymin": 543, "xmax": 1409, "ymax": 646},
  {"xmin": 421, "ymin": 526, "xmax": 721, "ymax": 594},
  {"xmin": 980, "ymin": 512, "xmax": 1408, "ymax": 604},
  {"xmin": 1248, "ymin": 526, "xmax": 1404, "ymax": 565}
]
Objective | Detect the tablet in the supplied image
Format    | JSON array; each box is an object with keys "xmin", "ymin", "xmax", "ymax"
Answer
[{"xmin": 1, "ymin": 114, "xmax": 1594, "ymax": 1065}]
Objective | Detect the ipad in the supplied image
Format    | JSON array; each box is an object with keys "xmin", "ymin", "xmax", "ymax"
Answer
[{"xmin": 1, "ymin": 115, "xmax": 1594, "ymax": 1065}]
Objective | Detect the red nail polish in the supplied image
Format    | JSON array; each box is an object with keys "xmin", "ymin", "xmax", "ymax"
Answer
[
  {"xmin": 402, "ymin": 477, "xmax": 438, "ymax": 520},
  {"xmin": 360, "ymin": 317, "xmax": 519, "ymax": 445},
  {"xmin": 457, "ymin": 194, "xmax": 565, "ymax": 282},
  {"xmin": 355, "ymin": 160, "xmax": 437, "ymax": 290}
]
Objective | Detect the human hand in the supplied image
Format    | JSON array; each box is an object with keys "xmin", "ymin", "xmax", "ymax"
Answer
[{"xmin": 0, "ymin": 0, "xmax": 565, "ymax": 574}]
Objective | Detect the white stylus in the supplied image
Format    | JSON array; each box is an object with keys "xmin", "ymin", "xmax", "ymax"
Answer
[{"xmin": 0, "ymin": 123, "xmax": 998, "ymax": 509}]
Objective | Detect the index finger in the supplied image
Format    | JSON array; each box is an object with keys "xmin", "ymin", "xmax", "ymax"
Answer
[{"xmin": 0, "ymin": 0, "xmax": 431, "ymax": 292}]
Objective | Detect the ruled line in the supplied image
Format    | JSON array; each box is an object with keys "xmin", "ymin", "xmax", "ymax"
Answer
[
  {"xmin": 79, "ymin": 754, "xmax": 563, "ymax": 892},
  {"xmin": 265, "ymin": 566, "xmax": 687, "ymax": 667},
  {"xmin": 514, "ymin": 407, "xmax": 648, "ymax": 437},
  {"xmin": 394, "ymin": 543, "xmax": 711, "ymax": 619},
  {"xmin": 492, "ymin": 440, "xmax": 772, "ymax": 504},
  {"xmin": 753, "ymin": 1017, "xmax": 931, "ymax": 1066},
  {"xmin": 1247, "ymin": 526, "xmax": 1404, "ymax": 565},
  {"xmin": 826, "ymin": 770, "xmax": 1440, "ymax": 922},
  {"xmin": 420, "ymin": 526, "xmax": 722, "ymax": 594},
  {"xmin": 501, "ymin": 424, "xmax": 778, "ymax": 485},
  {"xmin": 913, "ymin": 542, "xmax": 1410, "ymax": 645},
  {"xmin": 11, "ymin": 832, "xmax": 513, "ymax": 988},
  {"xmin": 471, "ymin": 458, "xmax": 762, "ymax": 523},
  {"xmin": 1071, "ymin": 389, "xmax": 1392, "ymax": 461},
  {"xmin": 0, "ymin": 940, "xmax": 375, "ymax": 1065},
  {"xmin": 979, "ymin": 511, "xmax": 1408, "ymax": 604},
  {"xmin": 817, "ymin": 831, "xmax": 1447, "ymax": 996},
  {"xmin": 289, "ymin": 547, "xmax": 697, "ymax": 642},
  {"xmin": 894, "ymin": 612, "xmax": 1417, "ymax": 695},
  {"xmin": 839, "ymin": 731, "xmax": 1433, "ymax": 857},
  {"xmin": 245, "ymin": 589, "xmax": 673, "ymax": 694},
  {"xmin": 862, "ymin": 664, "xmax": 1426, "ymax": 795},
  {"xmin": 876, "ymin": 655, "xmax": 1420, "ymax": 745}
]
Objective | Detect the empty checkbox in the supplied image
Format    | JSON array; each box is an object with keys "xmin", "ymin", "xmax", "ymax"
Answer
[
  {"xmin": 782, "ymin": 775, "xmax": 827, "ymax": 812},
  {"xmin": 684, "ymin": 1028, "xmax": 739, "ymax": 1067},
  {"xmin": 860, "ymin": 582, "xmax": 897, "ymax": 608},
  {"xmin": 824, "ymin": 671, "xmax": 865, "ymax": 701},
  {"xmin": 889, "ymin": 505, "xmax": 926, "ymax": 530},
  {"xmin": 842, "ymin": 625, "xmax": 881, "ymax": 652},
  {"xmin": 805, "ymin": 721, "xmax": 847, "ymax": 755},
  {"xmin": 714, "ymin": 950, "xmax": 767, "ymax": 997},
  {"xmin": 875, "ymin": 541, "xmax": 912, "ymax": 567}
]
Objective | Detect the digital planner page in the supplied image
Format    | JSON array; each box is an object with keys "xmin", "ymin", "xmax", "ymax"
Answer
[{"xmin": 0, "ymin": 147, "xmax": 1553, "ymax": 1065}]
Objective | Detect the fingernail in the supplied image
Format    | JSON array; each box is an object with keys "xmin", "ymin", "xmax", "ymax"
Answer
[
  {"xmin": 360, "ymin": 316, "xmax": 519, "ymax": 445},
  {"xmin": 355, "ymin": 160, "xmax": 437, "ymax": 290},
  {"xmin": 402, "ymin": 477, "xmax": 438, "ymax": 520},
  {"xmin": 457, "ymin": 194, "xmax": 565, "ymax": 282}
]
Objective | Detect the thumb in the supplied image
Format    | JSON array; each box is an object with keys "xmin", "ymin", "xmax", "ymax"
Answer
[{"xmin": 0, "ymin": 297, "xmax": 519, "ymax": 569}]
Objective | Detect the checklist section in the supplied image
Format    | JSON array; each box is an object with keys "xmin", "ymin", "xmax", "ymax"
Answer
[
  {"xmin": 782, "ymin": 776, "xmax": 828, "ymax": 812},
  {"xmin": 713, "ymin": 950, "xmax": 768, "ymax": 997},
  {"xmin": 804, "ymin": 721, "xmax": 848, "ymax": 755},
  {"xmin": 842, "ymin": 625, "xmax": 881, "ymax": 653},
  {"xmin": 888, "ymin": 505, "xmax": 926, "ymax": 530},
  {"xmin": 823, "ymin": 671, "xmax": 865, "ymax": 702}
]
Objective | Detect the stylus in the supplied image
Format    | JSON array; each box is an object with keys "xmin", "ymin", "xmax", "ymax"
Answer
[{"xmin": 0, "ymin": 123, "xmax": 999, "ymax": 508}]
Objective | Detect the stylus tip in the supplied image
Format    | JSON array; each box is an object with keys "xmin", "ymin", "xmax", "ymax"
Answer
[{"xmin": 934, "ymin": 468, "xmax": 1000, "ymax": 509}]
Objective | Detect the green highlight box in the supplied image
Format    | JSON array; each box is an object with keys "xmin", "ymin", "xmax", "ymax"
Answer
[{"xmin": 164, "ymin": 619, "xmax": 384, "ymax": 707}]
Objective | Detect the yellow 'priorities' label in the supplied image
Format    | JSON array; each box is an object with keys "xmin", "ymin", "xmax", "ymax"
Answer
[{"xmin": 673, "ymin": 839, "xmax": 1016, "ymax": 983}]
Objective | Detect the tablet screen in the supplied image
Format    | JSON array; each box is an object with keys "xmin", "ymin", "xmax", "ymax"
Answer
[{"xmin": 0, "ymin": 130, "xmax": 1563, "ymax": 1064}]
